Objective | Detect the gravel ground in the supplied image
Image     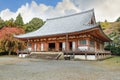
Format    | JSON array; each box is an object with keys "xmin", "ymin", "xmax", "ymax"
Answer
[{"xmin": 0, "ymin": 57, "xmax": 119, "ymax": 80}]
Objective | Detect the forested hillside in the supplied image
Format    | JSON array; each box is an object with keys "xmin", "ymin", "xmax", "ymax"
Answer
[{"xmin": 100, "ymin": 18, "xmax": 120, "ymax": 55}]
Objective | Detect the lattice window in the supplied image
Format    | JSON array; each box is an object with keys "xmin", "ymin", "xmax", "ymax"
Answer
[
  {"xmin": 79, "ymin": 40, "xmax": 86, "ymax": 45},
  {"xmin": 90, "ymin": 40, "xmax": 95, "ymax": 47}
]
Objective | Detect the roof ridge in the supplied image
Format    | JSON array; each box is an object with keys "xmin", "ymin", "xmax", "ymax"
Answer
[{"xmin": 47, "ymin": 9, "xmax": 94, "ymax": 21}]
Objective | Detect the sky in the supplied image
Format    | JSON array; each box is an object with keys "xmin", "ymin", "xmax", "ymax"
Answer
[{"xmin": 0, "ymin": 0, "xmax": 120, "ymax": 23}]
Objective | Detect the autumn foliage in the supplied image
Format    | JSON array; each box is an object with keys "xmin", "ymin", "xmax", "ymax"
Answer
[
  {"xmin": 0, "ymin": 27, "xmax": 25, "ymax": 38},
  {"xmin": 0, "ymin": 27, "xmax": 26, "ymax": 55}
]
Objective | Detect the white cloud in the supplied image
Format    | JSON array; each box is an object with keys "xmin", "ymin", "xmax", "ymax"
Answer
[
  {"xmin": 0, "ymin": 0, "xmax": 80, "ymax": 23},
  {"xmin": 0, "ymin": 9, "xmax": 17, "ymax": 20},
  {"xmin": 95, "ymin": 0, "xmax": 120, "ymax": 22},
  {"xmin": 0, "ymin": 0, "xmax": 119, "ymax": 23},
  {"xmin": 71, "ymin": 0, "xmax": 120, "ymax": 22}
]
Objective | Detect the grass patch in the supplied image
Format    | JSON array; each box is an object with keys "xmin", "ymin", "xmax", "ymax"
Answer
[
  {"xmin": 102, "ymin": 56, "xmax": 120, "ymax": 70},
  {"xmin": 102, "ymin": 56, "xmax": 120, "ymax": 65},
  {"xmin": 89, "ymin": 56, "xmax": 120, "ymax": 71}
]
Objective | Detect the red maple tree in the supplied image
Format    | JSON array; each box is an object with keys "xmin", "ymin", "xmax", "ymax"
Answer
[{"xmin": 0, "ymin": 27, "xmax": 26, "ymax": 55}]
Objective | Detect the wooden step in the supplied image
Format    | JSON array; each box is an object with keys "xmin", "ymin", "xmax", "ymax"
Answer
[{"xmin": 27, "ymin": 52, "xmax": 64, "ymax": 60}]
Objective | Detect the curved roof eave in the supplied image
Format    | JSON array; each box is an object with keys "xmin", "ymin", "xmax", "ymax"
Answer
[
  {"xmin": 98, "ymin": 25, "xmax": 112, "ymax": 42},
  {"xmin": 15, "ymin": 9, "xmax": 97, "ymax": 39},
  {"xmin": 15, "ymin": 24, "xmax": 99, "ymax": 39}
]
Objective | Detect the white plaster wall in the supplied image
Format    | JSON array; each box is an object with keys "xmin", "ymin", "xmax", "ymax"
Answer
[
  {"xmin": 31, "ymin": 51, "xmax": 63, "ymax": 54},
  {"xmin": 87, "ymin": 55, "xmax": 96, "ymax": 60},
  {"xmin": 89, "ymin": 47, "xmax": 95, "ymax": 52},
  {"xmin": 86, "ymin": 40, "xmax": 89, "ymax": 45},
  {"xmin": 19, "ymin": 54, "xmax": 28, "ymax": 58},
  {"xmin": 74, "ymin": 55, "xmax": 86, "ymax": 60},
  {"xmin": 34, "ymin": 43, "xmax": 36, "ymax": 51},
  {"xmin": 62, "ymin": 42, "xmax": 65, "ymax": 50},
  {"xmin": 28, "ymin": 47, "xmax": 32, "ymax": 51},
  {"xmin": 75, "ymin": 55, "xmax": 96, "ymax": 60},
  {"xmin": 41, "ymin": 43, "xmax": 44, "ymax": 51},
  {"xmin": 78, "ymin": 46, "xmax": 88, "ymax": 51}
]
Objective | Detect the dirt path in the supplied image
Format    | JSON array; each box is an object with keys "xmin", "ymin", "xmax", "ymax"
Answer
[
  {"xmin": 0, "ymin": 56, "xmax": 30, "ymax": 65},
  {"xmin": 0, "ymin": 56, "xmax": 119, "ymax": 80}
]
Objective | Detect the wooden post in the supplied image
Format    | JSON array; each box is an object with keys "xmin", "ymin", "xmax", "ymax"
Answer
[
  {"xmin": 37, "ymin": 43, "xmax": 40, "ymax": 51},
  {"xmin": 97, "ymin": 53, "xmax": 99, "ymax": 59},
  {"xmin": 55, "ymin": 42, "xmax": 59, "ymax": 51},
  {"xmin": 95, "ymin": 41, "xmax": 97, "ymax": 52},
  {"xmin": 104, "ymin": 54, "xmax": 106, "ymax": 58},
  {"xmin": 39, "ymin": 43, "xmax": 41, "ymax": 51},
  {"xmin": 95, "ymin": 53, "xmax": 97, "ymax": 60},
  {"xmin": 85, "ymin": 52, "xmax": 87, "ymax": 60},
  {"xmin": 66, "ymin": 34, "xmax": 69, "ymax": 52},
  {"xmin": 44, "ymin": 42, "xmax": 48, "ymax": 51},
  {"xmin": 75, "ymin": 40, "xmax": 78, "ymax": 50},
  {"xmin": 31, "ymin": 43, "xmax": 34, "ymax": 51}
]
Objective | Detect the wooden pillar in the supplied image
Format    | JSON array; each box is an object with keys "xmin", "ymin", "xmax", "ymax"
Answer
[
  {"xmin": 37, "ymin": 43, "xmax": 40, "ymax": 51},
  {"xmin": 67, "ymin": 42, "xmax": 70, "ymax": 51},
  {"xmin": 75, "ymin": 40, "xmax": 78, "ymax": 50},
  {"xmin": 95, "ymin": 53, "xmax": 97, "ymax": 60},
  {"xmin": 39, "ymin": 43, "xmax": 41, "ymax": 51},
  {"xmin": 66, "ymin": 34, "xmax": 69, "ymax": 51},
  {"xmin": 102, "ymin": 54, "xmax": 104, "ymax": 58},
  {"xmin": 31, "ymin": 43, "xmax": 34, "ymax": 51},
  {"xmin": 97, "ymin": 53, "xmax": 99, "ymax": 59},
  {"xmin": 55, "ymin": 42, "xmax": 59, "ymax": 51},
  {"xmin": 44, "ymin": 42, "xmax": 48, "ymax": 51},
  {"xmin": 104, "ymin": 54, "xmax": 106, "ymax": 58},
  {"xmin": 95, "ymin": 41, "xmax": 97, "ymax": 52}
]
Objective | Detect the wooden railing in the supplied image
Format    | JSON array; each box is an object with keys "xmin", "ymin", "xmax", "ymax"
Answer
[
  {"xmin": 63, "ymin": 49, "xmax": 111, "ymax": 55},
  {"xmin": 95, "ymin": 50, "xmax": 111, "ymax": 54},
  {"xmin": 17, "ymin": 50, "xmax": 30, "ymax": 54}
]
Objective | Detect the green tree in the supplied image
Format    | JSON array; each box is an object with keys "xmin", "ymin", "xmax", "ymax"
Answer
[
  {"xmin": 14, "ymin": 13, "xmax": 24, "ymax": 27},
  {"xmin": 116, "ymin": 17, "xmax": 120, "ymax": 22},
  {"xmin": 24, "ymin": 18, "xmax": 44, "ymax": 32},
  {"xmin": 105, "ymin": 43, "xmax": 120, "ymax": 55},
  {"xmin": 100, "ymin": 20, "xmax": 109, "ymax": 30},
  {"xmin": 5, "ymin": 18, "xmax": 15, "ymax": 27},
  {"xmin": 0, "ymin": 17, "xmax": 5, "ymax": 28},
  {"xmin": 0, "ymin": 34, "xmax": 26, "ymax": 55}
]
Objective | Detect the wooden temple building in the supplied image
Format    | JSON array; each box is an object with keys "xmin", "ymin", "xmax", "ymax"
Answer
[{"xmin": 15, "ymin": 9, "xmax": 111, "ymax": 60}]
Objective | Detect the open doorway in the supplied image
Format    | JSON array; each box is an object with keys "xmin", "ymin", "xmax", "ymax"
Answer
[
  {"xmin": 48, "ymin": 43, "xmax": 55, "ymax": 51},
  {"xmin": 69, "ymin": 42, "xmax": 72, "ymax": 50},
  {"xmin": 59, "ymin": 42, "xmax": 62, "ymax": 51}
]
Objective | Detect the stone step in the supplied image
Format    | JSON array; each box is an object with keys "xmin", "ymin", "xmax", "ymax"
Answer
[{"xmin": 27, "ymin": 52, "xmax": 64, "ymax": 60}]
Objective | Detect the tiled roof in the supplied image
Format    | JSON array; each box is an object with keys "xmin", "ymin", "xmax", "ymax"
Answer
[{"xmin": 15, "ymin": 9, "xmax": 97, "ymax": 38}]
